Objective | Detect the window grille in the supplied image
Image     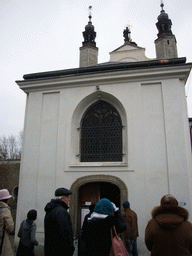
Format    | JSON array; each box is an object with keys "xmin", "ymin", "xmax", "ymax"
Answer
[{"xmin": 81, "ymin": 100, "xmax": 123, "ymax": 162}]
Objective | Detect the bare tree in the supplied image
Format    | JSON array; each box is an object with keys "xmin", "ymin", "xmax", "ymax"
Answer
[
  {"xmin": 8, "ymin": 135, "xmax": 17, "ymax": 159},
  {"xmin": 0, "ymin": 132, "xmax": 23, "ymax": 160},
  {"xmin": 18, "ymin": 131, "xmax": 23, "ymax": 159},
  {"xmin": 0, "ymin": 136, "xmax": 8, "ymax": 159}
]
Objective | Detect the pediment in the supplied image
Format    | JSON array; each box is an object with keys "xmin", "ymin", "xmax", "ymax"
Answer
[
  {"xmin": 111, "ymin": 43, "xmax": 144, "ymax": 53},
  {"xmin": 109, "ymin": 43, "xmax": 150, "ymax": 62}
]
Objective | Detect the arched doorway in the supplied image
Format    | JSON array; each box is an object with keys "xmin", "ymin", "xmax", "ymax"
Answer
[
  {"xmin": 78, "ymin": 182, "xmax": 120, "ymax": 232},
  {"xmin": 70, "ymin": 175, "xmax": 128, "ymax": 237}
]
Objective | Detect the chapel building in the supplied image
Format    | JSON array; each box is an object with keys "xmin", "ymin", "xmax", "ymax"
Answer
[{"xmin": 15, "ymin": 4, "xmax": 192, "ymax": 255}]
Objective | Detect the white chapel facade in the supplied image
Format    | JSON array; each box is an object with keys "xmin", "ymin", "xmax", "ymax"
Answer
[{"xmin": 16, "ymin": 4, "xmax": 192, "ymax": 256}]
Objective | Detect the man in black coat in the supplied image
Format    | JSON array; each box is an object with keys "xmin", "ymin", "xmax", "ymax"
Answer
[{"xmin": 44, "ymin": 187, "xmax": 74, "ymax": 256}]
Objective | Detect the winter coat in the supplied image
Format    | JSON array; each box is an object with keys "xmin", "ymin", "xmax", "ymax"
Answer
[
  {"xmin": 44, "ymin": 199, "xmax": 74, "ymax": 256},
  {"xmin": 0, "ymin": 201, "xmax": 14, "ymax": 256},
  {"xmin": 82, "ymin": 210, "xmax": 127, "ymax": 256},
  {"xmin": 123, "ymin": 207, "xmax": 139, "ymax": 242},
  {"xmin": 17, "ymin": 219, "xmax": 38, "ymax": 248},
  {"xmin": 145, "ymin": 204, "xmax": 192, "ymax": 256}
]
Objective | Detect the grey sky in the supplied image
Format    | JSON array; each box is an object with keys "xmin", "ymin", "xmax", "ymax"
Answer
[{"xmin": 1, "ymin": 0, "xmax": 192, "ymax": 137}]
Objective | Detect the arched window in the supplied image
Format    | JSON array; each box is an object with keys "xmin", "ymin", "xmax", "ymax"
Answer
[{"xmin": 81, "ymin": 100, "xmax": 123, "ymax": 162}]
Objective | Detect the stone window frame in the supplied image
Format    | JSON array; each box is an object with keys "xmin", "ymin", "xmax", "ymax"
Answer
[{"xmin": 70, "ymin": 91, "xmax": 128, "ymax": 167}]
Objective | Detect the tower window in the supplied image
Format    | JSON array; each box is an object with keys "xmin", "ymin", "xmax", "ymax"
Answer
[
  {"xmin": 80, "ymin": 100, "xmax": 123, "ymax": 162},
  {"xmin": 167, "ymin": 40, "xmax": 169, "ymax": 45}
]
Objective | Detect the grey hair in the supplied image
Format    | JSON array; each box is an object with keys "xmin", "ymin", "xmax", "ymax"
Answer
[{"xmin": 56, "ymin": 195, "xmax": 65, "ymax": 200}]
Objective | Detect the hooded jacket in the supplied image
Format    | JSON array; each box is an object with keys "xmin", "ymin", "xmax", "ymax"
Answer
[
  {"xmin": 0, "ymin": 201, "xmax": 14, "ymax": 256},
  {"xmin": 82, "ymin": 210, "xmax": 127, "ymax": 256},
  {"xmin": 44, "ymin": 199, "xmax": 74, "ymax": 256},
  {"xmin": 145, "ymin": 204, "xmax": 192, "ymax": 256},
  {"xmin": 17, "ymin": 219, "xmax": 38, "ymax": 247}
]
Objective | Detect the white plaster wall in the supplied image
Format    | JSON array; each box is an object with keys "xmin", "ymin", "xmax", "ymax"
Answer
[
  {"xmin": 16, "ymin": 65, "xmax": 192, "ymax": 256},
  {"xmin": 155, "ymin": 36, "xmax": 178, "ymax": 59},
  {"xmin": 109, "ymin": 44, "xmax": 150, "ymax": 62},
  {"xmin": 79, "ymin": 46, "xmax": 98, "ymax": 67}
]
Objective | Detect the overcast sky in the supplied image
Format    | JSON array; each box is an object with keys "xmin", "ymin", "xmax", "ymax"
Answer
[{"xmin": 1, "ymin": 0, "xmax": 192, "ymax": 137}]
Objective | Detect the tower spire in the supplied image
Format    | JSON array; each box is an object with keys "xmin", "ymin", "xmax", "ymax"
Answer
[
  {"xmin": 82, "ymin": 6, "xmax": 96, "ymax": 47},
  {"xmin": 160, "ymin": 0, "xmax": 165, "ymax": 13},
  {"xmin": 156, "ymin": 1, "xmax": 172, "ymax": 38},
  {"xmin": 88, "ymin": 5, "xmax": 92, "ymax": 22},
  {"xmin": 79, "ymin": 7, "xmax": 98, "ymax": 67},
  {"xmin": 155, "ymin": 2, "xmax": 178, "ymax": 59}
]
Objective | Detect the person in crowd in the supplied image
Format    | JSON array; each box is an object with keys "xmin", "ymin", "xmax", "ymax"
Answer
[
  {"xmin": 44, "ymin": 187, "xmax": 74, "ymax": 256},
  {"xmin": 82, "ymin": 204, "xmax": 95, "ymax": 231},
  {"xmin": 16, "ymin": 209, "xmax": 38, "ymax": 256},
  {"xmin": 0, "ymin": 189, "xmax": 14, "ymax": 256},
  {"xmin": 122, "ymin": 200, "xmax": 139, "ymax": 256},
  {"xmin": 145, "ymin": 194, "xmax": 192, "ymax": 256},
  {"xmin": 79, "ymin": 204, "xmax": 95, "ymax": 256},
  {"xmin": 82, "ymin": 198, "xmax": 127, "ymax": 256}
]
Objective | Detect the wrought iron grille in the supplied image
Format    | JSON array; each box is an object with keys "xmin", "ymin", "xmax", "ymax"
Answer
[{"xmin": 81, "ymin": 100, "xmax": 123, "ymax": 162}]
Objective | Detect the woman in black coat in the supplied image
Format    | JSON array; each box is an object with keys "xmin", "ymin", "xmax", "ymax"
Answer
[{"xmin": 82, "ymin": 198, "xmax": 127, "ymax": 256}]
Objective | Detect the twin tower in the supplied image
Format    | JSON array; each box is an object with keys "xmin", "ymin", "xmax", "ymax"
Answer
[{"xmin": 79, "ymin": 3, "xmax": 178, "ymax": 67}]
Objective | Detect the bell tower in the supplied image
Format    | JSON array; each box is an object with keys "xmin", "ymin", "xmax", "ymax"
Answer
[
  {"xmin": 155, "ymin": 2, "xmax": 178, "ymax": 59},
  {"xmin": 79, "ymin": 6, "xmax": 98, "ymax": 67}
]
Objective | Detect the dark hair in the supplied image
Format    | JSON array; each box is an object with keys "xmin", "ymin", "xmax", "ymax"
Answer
[
  {"xmin": 1, "ymin": 199, "xmax": 9, "ymax": 204},
  {"xmin": 160, "ymin": 194, "xmax": 178, "ymax": 206},
  {"xmin": 89, "ymin": 204, "xmax": 95, "ymax": 213},
  {"xmin": 27, "ymin": 209, "xmax": 37, "ymax": 221}
]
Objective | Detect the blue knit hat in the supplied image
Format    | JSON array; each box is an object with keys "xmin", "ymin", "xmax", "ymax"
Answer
[{"xmin": 94, "ymin": 198, "xmax": 113, "ymax": 215}]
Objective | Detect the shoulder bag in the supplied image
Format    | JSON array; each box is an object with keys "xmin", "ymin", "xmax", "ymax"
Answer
[{"xmin": 109, "ymin": 226, "xmax": 129, "ymax": 256}]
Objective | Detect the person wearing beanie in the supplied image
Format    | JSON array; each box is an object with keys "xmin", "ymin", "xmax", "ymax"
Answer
[
  {"xmin": 44, "ymin": 187, "xmax": 74, "ymax": 256},
  {"xmin": 145, "ymin": 194, "xmax": 192, "ymax": 256},
  {"xmin": 82, "ymin": 198, "xmax": 126, "ymax": 256},
  {"xmin": 0, "ymin": 189, "xmax": 14, "ymax": 256},
  {"xmin": 122, "ymin": 200, "xmax": 139, "ymax": 256},
  {"xmin": 16, "ymin": 209, "xmax": 38, "ymax": 256}
]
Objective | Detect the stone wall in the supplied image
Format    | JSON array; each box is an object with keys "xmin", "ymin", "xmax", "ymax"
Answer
[{"xmin": 0, "ymin": 160, "xmax": 20, "ymax": 222}]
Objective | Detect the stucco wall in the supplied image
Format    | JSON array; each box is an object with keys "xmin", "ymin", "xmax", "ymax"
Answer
[{"xmin": 16, "ymin": 63, "xmax": 192, "ymax": 256}]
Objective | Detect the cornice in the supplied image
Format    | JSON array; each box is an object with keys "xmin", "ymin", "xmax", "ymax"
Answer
[{"xmin": 16, "ymin": 63, "xmax": 192, "ymax": 93}]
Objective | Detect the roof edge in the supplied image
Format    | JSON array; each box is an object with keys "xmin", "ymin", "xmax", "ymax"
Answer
[{"xmin": 22, "ymin": 57, "xmax": 187, "ymax": 81}]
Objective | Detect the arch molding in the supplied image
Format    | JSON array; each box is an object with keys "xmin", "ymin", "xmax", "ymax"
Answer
[{"xmin": 69, "ymin": 174, "xmax": 128, "ymax": 237}]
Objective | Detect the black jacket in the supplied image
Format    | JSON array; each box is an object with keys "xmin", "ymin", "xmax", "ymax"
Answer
[
  {"xmin": 44, "ymin": 199, "xmax": 74, "ymax": 256},
  {"xmin": 82, "ymin": 210, "xmax": 127, "ymax": 256}
]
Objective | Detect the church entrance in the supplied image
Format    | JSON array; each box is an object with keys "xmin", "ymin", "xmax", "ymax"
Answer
[
  {"xmin": 70, "ymin": 175, "xmax": 128, "ymax": 238},
  {"xmin": 77, "ymin": 182, "xmax": 120, "ymax": 234}
]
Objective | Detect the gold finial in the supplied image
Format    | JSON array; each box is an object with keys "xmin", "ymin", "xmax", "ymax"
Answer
[{"xmin": 125, "ymin": 21, "xmax": 132, "ymax": 29}]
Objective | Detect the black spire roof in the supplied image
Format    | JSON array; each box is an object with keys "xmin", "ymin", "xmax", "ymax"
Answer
[
  {"xmin": 82, "ymin": 6, "xmax": 96, "ymax": 47},
  {"xmin": 156, "ymin": 2, "xmax": 173, "ymax": 38}
]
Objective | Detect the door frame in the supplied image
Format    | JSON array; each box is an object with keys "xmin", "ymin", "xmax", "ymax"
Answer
[{"xmin": 70, "ymin": 174, "xmax": 128, "ymax": 237}]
